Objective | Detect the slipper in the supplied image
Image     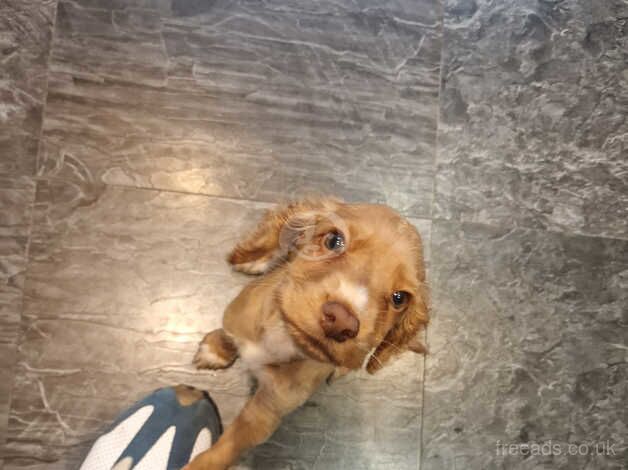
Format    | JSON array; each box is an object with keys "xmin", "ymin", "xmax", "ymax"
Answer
[{"xmin": 80, "ymin": 385, "xmax": 222, "ymax": 470}]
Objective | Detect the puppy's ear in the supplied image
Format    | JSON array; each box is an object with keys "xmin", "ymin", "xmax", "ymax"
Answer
[
  {"xmin": 366, "ymin": 265, "xmax": 429, "ymax": 374},
  {"xmin": 407, "ymin": 334, "xmax": 429, "ymax": 355},
  {"xmin": 227, "ymin": 197, "xmax": 342, "ymax": 274}
]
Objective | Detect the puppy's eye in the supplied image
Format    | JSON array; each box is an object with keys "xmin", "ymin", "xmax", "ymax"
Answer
[
  {"xmin": 391, "ymin": 291, "xmax": 409, "ymax": 308},
  {"xmin": 323, "ymin": 231, "xmax": 345, "ymax": 252}
]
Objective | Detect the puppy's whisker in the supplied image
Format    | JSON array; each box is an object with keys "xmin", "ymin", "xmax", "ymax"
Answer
[
  {"xmin": 353, "ymin": 344, "xmax": 384, "ymax": 370},
  {"xmin": 365, "ymin": 349, "xmax": 384, "ymax": 370},
  {"xmin": 379, "ymin": 339, "xmax": 404, "ymax": 354}
]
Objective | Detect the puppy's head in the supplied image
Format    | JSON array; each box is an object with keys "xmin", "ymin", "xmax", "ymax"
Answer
[{"xmin": 228, "ymin": 197, "xmax": 428, "ymax": 373}]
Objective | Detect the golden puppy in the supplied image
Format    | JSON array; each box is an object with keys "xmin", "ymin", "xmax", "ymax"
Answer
[{"xmin": 185, "ymin": 197, "xmax": 428, "ymax": 470}]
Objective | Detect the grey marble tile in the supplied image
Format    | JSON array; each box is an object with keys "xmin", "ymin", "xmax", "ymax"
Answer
[
  {"xmin": 434, "ymin": 0, "xmax": 628, "ymax": 238},
  {"xmin": 422, "ymin": 220, "xmax": 628, "ymax": 469},
  {"xmin": 5, "ymin": 183, "xmax": 428, "ymax": 469},
  {"xmin": 4, "ymin": 183, "xmax": 264, "ymax": 468},
  {"xmin": 51, "ymin": 1, "xmax": 168, "ymax": 86},
  {"xmin": 0, "ymin": 176, "xmax": 35, "ymax": 470},
  {"xmin": 247, "ymin": 352, "xmax": 425, "ymax": 470},
  {"xmin": 75, "ymin": 0, "xmax": 172, "ymax": 10},
  {"xmin": 410, "ymin": 216, "xmax": 432, "ymax": 267},
  {"xmin": 0, "ymin": 2, "xmax": 56, "ymax": 463},
  {"xmin": 38, "ymin": 0, "xmax": 442, "ymax": 218},
  {"xmin": 0, "ymin": 0, "xmax": 56, "ymax": 177}
]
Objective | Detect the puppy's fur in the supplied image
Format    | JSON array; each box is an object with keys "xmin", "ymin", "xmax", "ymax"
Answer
[{"xmin": 185, "ymin": 198, "xmax": 428, "ymax": 470}]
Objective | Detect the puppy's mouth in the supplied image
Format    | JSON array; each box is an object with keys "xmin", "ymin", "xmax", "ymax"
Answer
[{"xmin": 278, "ymin": 307, "xmax": 340, "ymax": 366}]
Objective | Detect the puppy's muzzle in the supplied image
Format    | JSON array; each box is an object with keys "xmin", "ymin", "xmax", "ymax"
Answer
[{"xmin": 320, "ymin": 301, "xmax": 359, "ymax": 342}]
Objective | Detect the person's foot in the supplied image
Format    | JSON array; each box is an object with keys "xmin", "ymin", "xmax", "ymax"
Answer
[{"xmin": 80, "ymin": 385, "xmax": 222, "ymax": 470}]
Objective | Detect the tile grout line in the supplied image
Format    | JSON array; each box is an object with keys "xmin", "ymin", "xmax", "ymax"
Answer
[
  {"xmin": 53, "ymin": 172, "xmax": 628, "ymax": 244},
  {"xmin": 105, "ymin": 182, "xmax": 628, "ymax": 242},
  {"xmin": 418, "ymin": 223, "xmax": 434, "ymax": 470},
  {"xmin": 2, "ymin": 0, "xmax": 62, "ymax": 462},
  {"xmin": 104, "ymin": 182, "xmax": 276, "ymax": 208},
  {"xmin": 419, "ymin": 0, "xmax": 446, "ymax": 467},
  {"xmin": 104, "ymin": 183, "xmax": 439, "ymax": 220},
  {"xmin": 34, "ymin": 0, "xmax": 61, "ymax": 183},
  {"xmin": 429, "ymin": 216, "xmax": 628, "ymax": 243}
]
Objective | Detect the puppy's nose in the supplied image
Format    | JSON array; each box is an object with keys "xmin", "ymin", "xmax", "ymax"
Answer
[{"xmin": 320, "ymin": 301, "xmax": 360, "ymax": 342}]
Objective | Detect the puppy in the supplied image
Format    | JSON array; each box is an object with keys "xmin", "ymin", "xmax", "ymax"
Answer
[{"xmin": 185, "ymin": 197, "xmax": 428, "ymax": 470}]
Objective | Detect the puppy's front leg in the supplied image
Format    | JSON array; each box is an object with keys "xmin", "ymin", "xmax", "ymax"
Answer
[{"xmin": 185, "ymin": 360, "xmax": 333, "ymax": 470}]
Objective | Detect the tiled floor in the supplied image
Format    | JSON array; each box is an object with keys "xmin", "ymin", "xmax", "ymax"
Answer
[{"xmin": 0, "ymin": 0, "xmax": 626, "ymax": 469}]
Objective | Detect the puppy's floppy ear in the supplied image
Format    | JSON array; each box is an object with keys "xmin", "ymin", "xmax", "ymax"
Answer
[
  {"xmin": 366, "ymin": 249, "xmax": 429, "ymax": 374},
  {"xmin": 227, "ymin": 197, "xmax": 342, "ymax": 274},
  {"xmin": 366, "ymin": 284, "xmax": 429, "ymax": 374}
]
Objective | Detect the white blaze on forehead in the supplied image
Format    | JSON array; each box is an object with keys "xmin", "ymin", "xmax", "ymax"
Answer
[{"xmin": 337, "ymin": 280, "xmax": 369, "ymax": 314}]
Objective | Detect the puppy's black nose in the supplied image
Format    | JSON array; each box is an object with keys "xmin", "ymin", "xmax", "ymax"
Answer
[{"xmin": 320, "ymin": 301, "xmax": 360, "ymax": 342}]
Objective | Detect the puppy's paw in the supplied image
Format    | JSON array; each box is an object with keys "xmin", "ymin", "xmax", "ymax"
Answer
[
  {"xmin": 193, "ymin": 343, "xmax": 233, "ymax": 370},
  {"xmin": 193, "ymin": 329, "xmax": 239, "ymax": 370}
]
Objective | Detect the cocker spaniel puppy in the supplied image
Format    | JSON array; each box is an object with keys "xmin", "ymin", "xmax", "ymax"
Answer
[{"xmin": 185, "ymin": 197, "xmax": 429, "ymax": 470}]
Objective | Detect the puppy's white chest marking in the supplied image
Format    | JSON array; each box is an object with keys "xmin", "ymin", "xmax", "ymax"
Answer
[{"xmin": 239, "ymin": 323, "xmax": 301, "ymax": 370}]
